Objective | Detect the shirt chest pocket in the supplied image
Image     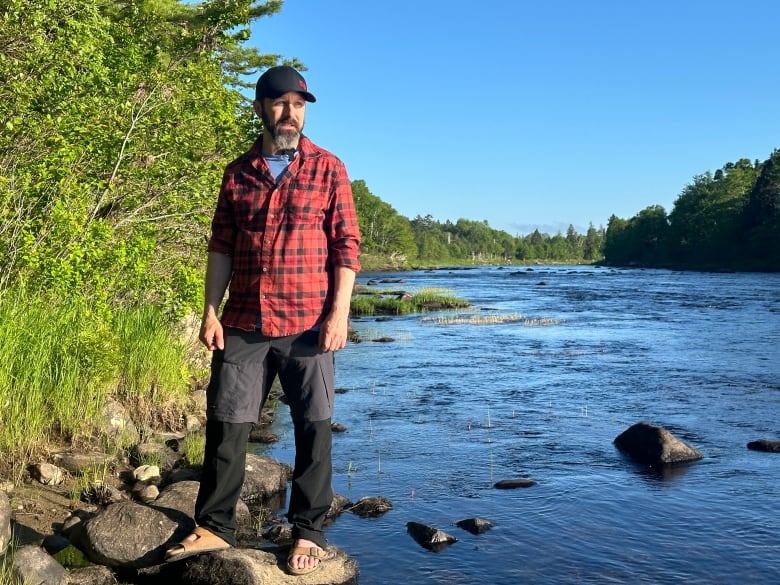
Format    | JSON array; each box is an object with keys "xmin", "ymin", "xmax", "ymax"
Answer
[{"xmin": 284, "ymin": 205, "xmax": 325, "ymax": 229}]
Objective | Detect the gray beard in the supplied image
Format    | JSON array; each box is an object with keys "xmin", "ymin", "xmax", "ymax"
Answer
[{"xmin": 273, "ymin": 128, "xmax": 300, "ymax": 150}]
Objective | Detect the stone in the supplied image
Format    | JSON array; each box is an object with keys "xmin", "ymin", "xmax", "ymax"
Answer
[
  {"xmin": 169, "ymin": 546, "xmax": 358, "ymax": 585},
  {"xmin": 69, "ymin": 500, "xmax": 193, "ymax": 568},
  {"xmin": 65, "ymin": 565, "xmax": 118, "ymax": 585},
  {"xmin": 747, "ymin": 439, "xmax": 780, "ymax": 452},
  {"xmin": 456, "ymin": 517, "xmax": 493, "ymax": 534},
  {"xmin": 0, "ymin": 489, "xmax": 11, "ymax": 555},
  {"xmin": 53, "ymin": 452, "xmax": 114, "ymax": 475},
  {"xmin": 344, "ymin": 496, "xmax": 392, "ymax": 518},
  {"xmin": 240, "ymin": 453, "xmax": 292, "ymax": 503},
  {"xmin": 155, "ymin": 480, "xmax": 201, "ymax": 518},
  {"xmin": 248, "ymin": 427, "xmax": 280, "ymax": 444},
  {"xmin": 102, "ymin": 398, "xmax": 140, "ymax": 447},
  {"xmin": 185, "ymin": 414, "xmax": 202, "ymax": 432},
  {"xmin": 406, "ymin": 522, "xmax": 457, "ymax": 551},
  {"xmin": 32, "ymin": 462, "xmax": 66, "ymax": 486},
  {"xmin": 133, "ymin": 464, "xmax": 161, "ymax": 484},
  {"xmin": 494, "ymin": 478, "xmax": 536, "ymax": 489},
  {"xmin": 614, "ymin": 421, "xmax": 703, "ymax": 464},
  {"xmin": 10, "ymin": 544, "xmax": 67, "ymax": 585}
]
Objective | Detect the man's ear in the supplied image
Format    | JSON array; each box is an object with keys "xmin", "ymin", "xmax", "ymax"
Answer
[{"xmin": 252, "ymin": 100, "xmax": 264, "ymax": 118}]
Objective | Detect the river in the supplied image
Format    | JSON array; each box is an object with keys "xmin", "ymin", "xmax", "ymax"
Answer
[{"xmin": 259, "ymin": 265, "xmax": 780, "ymax": 584}]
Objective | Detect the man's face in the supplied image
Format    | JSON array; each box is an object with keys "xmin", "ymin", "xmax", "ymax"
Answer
[{"xmin": 254, "ymin": 91, "xmax": 306, "ymax": 150}]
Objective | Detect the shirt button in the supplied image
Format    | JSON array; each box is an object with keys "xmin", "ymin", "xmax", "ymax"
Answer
[
  {"xmin": 261, "ymin": 267, "xmax": 268, "ymax": 273},
  {"xmin": 269, "ymin": 213, "xmax": 275, "ymax": 219},
  {"xmin": 264, "ymin": 239, "xmax": 270, "ymax": 245}
]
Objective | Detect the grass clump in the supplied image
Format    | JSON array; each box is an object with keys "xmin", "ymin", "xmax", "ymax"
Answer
[
  {"xmin": 351, "ymin": 286, "xmax": 470, "ymax": 316},
  {"xmin": 181, "ymin": 433, "xmax": 206, "ymax": 467},
  {"xmin": 0, "ymin": 286, "xmax": 192, "ymax": 477}
]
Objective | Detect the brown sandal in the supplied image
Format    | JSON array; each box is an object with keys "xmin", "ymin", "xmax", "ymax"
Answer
[
  {"xmin": 164, "ymin": 526, "xmax": 231, "ymax": 562},
  {"xmin": 286, "ymin": 544, "xmax": 336, "ymax": 576}
]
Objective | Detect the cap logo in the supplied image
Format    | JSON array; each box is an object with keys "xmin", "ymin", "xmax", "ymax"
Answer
[{"xmin": 298, "ymin": 80, "xmax": 307, "ymax": 90}]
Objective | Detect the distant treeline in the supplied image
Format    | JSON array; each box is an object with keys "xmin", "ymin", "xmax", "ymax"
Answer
[
  {"xmin": 353, "ymin": 148, "xmax": 780, "ymax": 272},
  {"xmin": 351, "ymin": 180, "xmax": 605, "ymax": 268},
  {"xmin": 603, "ymin": 150, "xmax": 780, "ymax": 271}
]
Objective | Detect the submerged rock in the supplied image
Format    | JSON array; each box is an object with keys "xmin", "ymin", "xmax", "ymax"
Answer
[
  {"xmin": 456, "ymin": 517, "xmax": 493, "ymax": 534},
  {"xmin": 344, "ymin": 496, "xmax": 393, "ymax": 518},
  {"xmin": 406, "ymin": 521, "xmax": 457, "ymax": 551},
  {"xmin": 747, "ymin": 439, "xmax": 780, "ymax": 452},
  {"xmin": 614, "ymin": 422, "xmax": 703, "ymax": 464},
  {"xmin": 494, "ymin": 478, "xmax": 536, "ymax": 489}
]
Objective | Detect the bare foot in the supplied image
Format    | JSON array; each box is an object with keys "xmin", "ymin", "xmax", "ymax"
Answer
[{"xmin": 288, "ymin": 538, "xmax": 322, "ymax": 572}]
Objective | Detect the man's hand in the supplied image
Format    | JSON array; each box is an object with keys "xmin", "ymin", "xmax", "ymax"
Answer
[
  {"xmin": 318, "ymin": 311, "xmax": 349, "ymax": 352},
  {"xmin": 199, "ymin": 313, "xmax": 225, "ymax": 351}
]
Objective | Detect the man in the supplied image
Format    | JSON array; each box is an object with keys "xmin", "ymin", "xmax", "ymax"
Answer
[{"xmin": 165, "ymin": 66, "xmax": 361, "ymax": 576}]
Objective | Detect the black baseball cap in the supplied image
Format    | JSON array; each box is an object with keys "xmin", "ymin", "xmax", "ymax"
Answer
[{"xmin": 255, "ymin": 66, "xmax": 316, "ymax": 102}]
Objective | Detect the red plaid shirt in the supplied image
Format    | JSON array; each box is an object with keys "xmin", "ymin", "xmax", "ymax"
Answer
[{"xmin": 208, "ymin": 135, "xmax": 361, "ymax": 336}]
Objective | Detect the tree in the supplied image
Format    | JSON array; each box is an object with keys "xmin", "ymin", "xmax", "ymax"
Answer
[
  {"xmin": 0, "ymin": 0, "xmax": 285, "ymax": 312},
  {"xmin": 352, "ymin": 180, "xmax": 416, "ymax": 263},
  {"xmin": 742, "ymin": 149, "xmax": 780, "ymax": 268}
]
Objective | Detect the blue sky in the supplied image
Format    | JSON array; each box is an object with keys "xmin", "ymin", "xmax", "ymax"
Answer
[{"xmin": 247, "ymin": 0, "xmax": 779, "ymax": 235}]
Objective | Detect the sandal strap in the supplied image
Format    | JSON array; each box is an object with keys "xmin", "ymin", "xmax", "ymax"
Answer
[{"xmin": 288, "ymin": 546, "xmax": 329, "ymax": 559}]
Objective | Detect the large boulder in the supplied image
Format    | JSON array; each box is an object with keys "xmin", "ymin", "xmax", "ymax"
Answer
[
  {"xmin": 154, "ymin": 480, "xmax": 251, "ymax": 526},
  {"xmin": 614, "ymin": 422, "xmax": 703, "ymax": 464},
  {"xmin": 170, "ymin": 546, "xmax": 358, "ymax": 585},
  {"xmin": 69, "ymin": 499, "xmax": 193, "ymax": 568}
]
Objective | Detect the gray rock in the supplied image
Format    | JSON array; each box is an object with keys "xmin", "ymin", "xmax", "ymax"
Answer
[
  {"xmin": 102, "ymin": 398, "xmax": 140, "ymax": 447},
  {"xmin": 132, "ymin": 442, "xmax": 182, "ymax": 471},
  {"xmin": 136, "ymin": 484, "xmax": 160, "ymax": 503},
  {"xmin": 0, "ymin": 489, "xmax": 10, "ymax": 555},
  {"xmin": 10, "ymin": 544, "xmax": 67, "ymax": 585},
  {"xmin": 614, "ymin": 421, "xmax": 703, "ymax": 464},
  {"xmin": 494, "ymin": 478, "xmax": 536, "ymax": 489},
  {"xmin": 155, "ymin": 480, "xmax": 201, "ymax": 517},
  {"xmin": 263, "ymin": 523, "xmax": 293, "ymax": 545},
  {"xmin": 185, "ymin": 414, "xmax": 202, "ymax": 433},
  {"xmin": 66, "ymin": 565, "xmax": 118, "ymax": 585},
  {"xmin": 32, "ymin": 462, "xmax": 67, "ymax": 485},
  {"xmin": 456, "ymin": 517, "xmax": 493, "ymax": 534},
  {"xmin": 53, "ymin": 452, "xmax": 114, "ymax": 475},
  {"xmin": 248, "ymin": 427, "xmax": 280, "ymax": 444},
  {"xmin": 344, "ymin": 496, "xmax": 392, "ymax": 518},
  {"xmin": 69, "ymin": 500, "xmax": 193, "ymax": 568},
  {"xmin": 60, "ymin": 509, "xmax": 95, "ymax": 537},
  {"xmin": 406, "ymin": 522, "xmax": 457, "ymax": 552},
  {"xmin": 240, "ymin": 453, "xmax": 292, "ymax": 503},
  {"xmin": 175, "ymin": 546, "xmax": 357, "ymax": 585},
  {"xmin": 747, "ymin": 439, "xmax": 780, "ymax": 452},
  {"xmin": 153, "ymin": 480, "xmax": 250, "ymax": 526},
  {"xmin": 325, "ymin": 494, "xmax": 351, "ymax": 524},
  {"xmin": 133, "ymin": 464, "xmax": 161, "ymax": 484}
]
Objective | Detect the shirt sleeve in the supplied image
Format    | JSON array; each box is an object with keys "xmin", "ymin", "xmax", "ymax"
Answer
[
  {"xmin": 326, "ymin": 160, "xmax": 361, "ymax": 272},
  {"xmin": 207, "ymin": 169, "xmax": 237, "ymax": 256}
]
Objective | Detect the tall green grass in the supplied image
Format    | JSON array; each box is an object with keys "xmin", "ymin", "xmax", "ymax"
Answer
[{"xmin": 0, "ymin": 287, "xmax": 190, "ymax": 477}]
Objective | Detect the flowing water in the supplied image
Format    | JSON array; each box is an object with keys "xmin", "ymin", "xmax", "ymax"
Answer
[{"xmin": 259, "ymin": 266, "xmax": 780, "ymax": 584}]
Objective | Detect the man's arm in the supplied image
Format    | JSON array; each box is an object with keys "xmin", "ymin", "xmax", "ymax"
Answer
[
  {"xmin": 199, "ymin": 251, "xmax": 233, "ymax": 351},
  {"xmin": 318, "ymin": 265, "xmax": 356, "ymax": 352}
]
